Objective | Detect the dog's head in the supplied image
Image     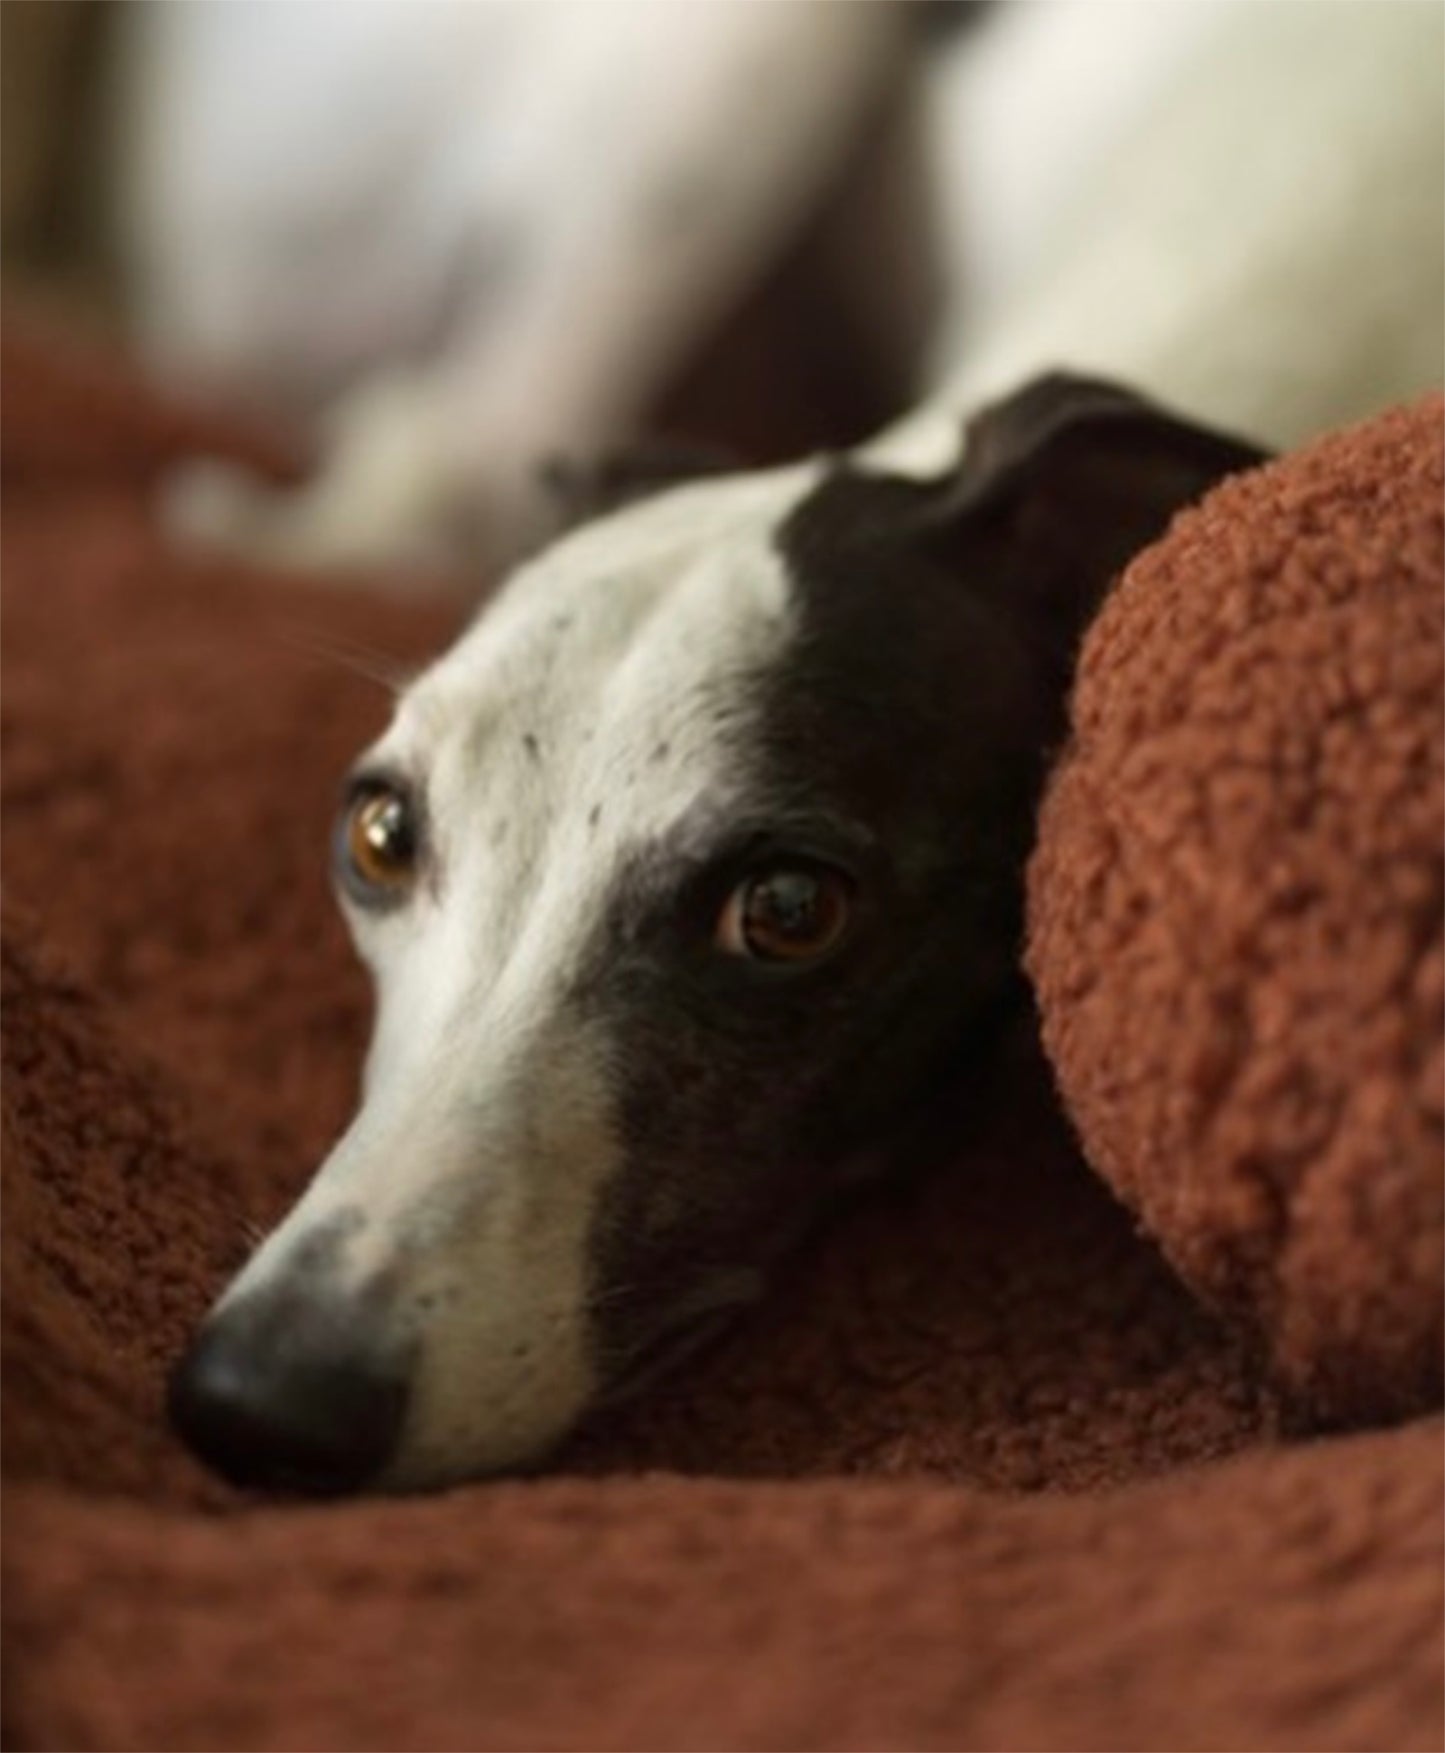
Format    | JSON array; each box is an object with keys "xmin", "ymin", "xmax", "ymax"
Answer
[{"xmin": 169, "ymin": 375, "xmax": 1263, "ymax": 1492}]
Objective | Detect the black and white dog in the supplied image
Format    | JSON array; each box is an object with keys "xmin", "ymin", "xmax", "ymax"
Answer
[{"xmin": 166, "ymin": 2, "xmax": 1443, "ymax": 1492}]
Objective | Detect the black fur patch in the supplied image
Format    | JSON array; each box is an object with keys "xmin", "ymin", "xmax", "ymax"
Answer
[{"xmin": 579, "ymin": 375, "xmax": 1266, "ymax": 1388}]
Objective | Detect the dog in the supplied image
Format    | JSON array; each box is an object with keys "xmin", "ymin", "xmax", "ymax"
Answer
[{"xmin": 167, "ymin": 1, "xmax": 1443, "ymax": 1493}]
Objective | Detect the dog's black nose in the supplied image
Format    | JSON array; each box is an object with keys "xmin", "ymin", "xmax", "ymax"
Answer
[{"xmin": 167, "ymin": 1303, "xmax": 409, "ymax": 1495}]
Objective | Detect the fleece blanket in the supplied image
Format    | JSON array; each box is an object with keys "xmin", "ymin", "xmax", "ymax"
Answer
[{"xmin": 2, "ymin": 326, "xmax": 1441, "ymax": 1751}]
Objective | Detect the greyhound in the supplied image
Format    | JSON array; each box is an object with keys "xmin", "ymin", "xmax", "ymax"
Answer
[{"xmin": 167, "ymin": 2, "xmax": 1443, "ymax": 1492}]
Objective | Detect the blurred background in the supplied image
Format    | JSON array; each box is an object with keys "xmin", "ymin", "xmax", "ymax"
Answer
[
  {"xmin": 1, "ymin": 0, "xmax": 947, "ymax": 463},
  {"xmin": 2, "ymin": 0, "xmax": 1439, "ymax": 575},
  {"xmin": 0, "ymin": 0, "xmax": 1238, "ymax": 443},
  {"xmin": 2, "ymin": 1, "xmax": 113, "ymax": 324}
]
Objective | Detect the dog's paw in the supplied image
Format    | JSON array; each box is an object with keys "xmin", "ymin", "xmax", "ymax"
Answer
[
  {"xmin": 157, "ymin": 377, "xmax": 542, "ymax": 586},
  {"xmin": 160, "ymin": 455, "xmax": 297, "ymax": 562}
]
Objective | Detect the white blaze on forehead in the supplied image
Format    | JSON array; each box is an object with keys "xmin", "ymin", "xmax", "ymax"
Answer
[
  {"xmin": 230, "ymin": 461, "xmax": 820, "ymax": 1484},
  {"xmin": 373, "ymin": 458, "xmax": 821, "ymax": 993}
]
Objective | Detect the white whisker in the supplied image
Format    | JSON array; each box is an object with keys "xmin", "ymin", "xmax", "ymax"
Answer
[{"xmin": 271, "ymin": 623, "xmax": 417, "ymax": 698}]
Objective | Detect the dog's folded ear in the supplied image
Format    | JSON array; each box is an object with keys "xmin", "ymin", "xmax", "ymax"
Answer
[{"xmin": 921, "ymin": 372, "xmax": 1268, "ymax": 666}]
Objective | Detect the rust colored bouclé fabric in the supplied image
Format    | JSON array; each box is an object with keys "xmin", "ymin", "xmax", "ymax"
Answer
[
  {"xmin": 1028, "ymin": 397, "xmax": 1444, "ymax": 1426},
  {"xmin": 2, "ymin": 330, "xmax": 1441, "ymax": 1751}
]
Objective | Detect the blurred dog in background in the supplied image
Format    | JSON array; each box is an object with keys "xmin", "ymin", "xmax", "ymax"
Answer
[
  {"xmin": 120, "ymin": 1, "xmax": 934, "ymax": 570},
  {"xmin": 4, "ymin": 0, "xmax": 943, "ymax": 569},
  {"xmin": 21, "ymin": 1, "xmax": 1434, "ymax": 583}
]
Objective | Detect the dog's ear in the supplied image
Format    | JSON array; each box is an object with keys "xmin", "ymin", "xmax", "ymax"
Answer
[
  {"xmin": 539, "ymin": 439, "xmax": 742, "ymax": 532},
  {"xmin": 921, "ymin": 372, "xmax": 1268, "ymax": 664}
]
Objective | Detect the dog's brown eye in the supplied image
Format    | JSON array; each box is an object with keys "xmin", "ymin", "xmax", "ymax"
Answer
[
  {"xmin": 339, "ymin": 783, "xmax": 418, "ymax": 900},
  {"xmin": 716, "ymin": 867, "xmax": 852, "ymax": 963}
]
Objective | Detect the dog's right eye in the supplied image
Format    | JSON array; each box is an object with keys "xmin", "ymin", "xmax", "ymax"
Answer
[
  {"xmin": 714, "ymin": 864, "xmax": 853, "ymax": 965},
  {"xmin": 335, "ymin": 779, "xmax": 420, "ymax": 906}
]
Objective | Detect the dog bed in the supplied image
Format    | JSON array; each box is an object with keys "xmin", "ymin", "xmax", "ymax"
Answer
[
  {"xmin": 1028, "ymin": 396, "xmax": 1444, "ymax": 1427},
  {"xmin": 3, "ymin": 326, "xmax": 1441, "ymax": 1751}
]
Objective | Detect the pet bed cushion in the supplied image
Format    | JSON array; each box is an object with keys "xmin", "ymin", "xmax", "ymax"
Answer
[{"xmin": 1028, "ymin": 397, "xmax": 1444, "ymax": 1425}]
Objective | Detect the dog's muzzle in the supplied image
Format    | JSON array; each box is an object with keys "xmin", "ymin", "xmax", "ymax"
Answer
[{"xmin": 167, "ymin": 1287, "xmax": 411, "ymax": 1495}]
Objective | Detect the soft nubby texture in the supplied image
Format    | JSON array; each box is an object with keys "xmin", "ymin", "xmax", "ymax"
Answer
[
  {"xmin": 3, "ymin": 329, "xmax": 1441, "ymax": 1751},
  {"xmin": 1028, "ymin": 396, "xmax": 1444, "ymax": 1425}
]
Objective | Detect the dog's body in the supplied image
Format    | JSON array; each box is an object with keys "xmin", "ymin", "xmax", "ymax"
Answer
[
  {"xmin": 885, "ymin": 0, "xmax": 1445, "ymax": 468},
  {"xmin": 166, "ymin": 2, "xmax": 1444, "ymax": 1492}
]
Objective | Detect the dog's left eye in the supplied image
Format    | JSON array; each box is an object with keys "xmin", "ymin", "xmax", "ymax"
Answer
[
  {"xmin": 715, "ymin": 865, "xmax": 853, "ymax": 964},
  {"xmin": 336, "ymin": 780, "xmax": 419, "ymax": 905}
]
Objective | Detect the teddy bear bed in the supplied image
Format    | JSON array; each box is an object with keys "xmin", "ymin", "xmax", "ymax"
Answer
[{"xmin": 3, "ymin": 327, "xmax": 1441, "ymax": 1751}]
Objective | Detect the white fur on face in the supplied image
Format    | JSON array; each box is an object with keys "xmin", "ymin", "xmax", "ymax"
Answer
[{"xmin": 218, "ymin": 463, "xmax": 820, "ymax": 1485}]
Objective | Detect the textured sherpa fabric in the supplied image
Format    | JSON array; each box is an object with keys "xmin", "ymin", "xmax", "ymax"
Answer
[
  {"xmin": 1028, "ymin": 396, "xmax": 1444, "ymax": 1427},
  {"xmin": 2, "ymin": 329, "xmax": 1442, "ymax": 1751}
]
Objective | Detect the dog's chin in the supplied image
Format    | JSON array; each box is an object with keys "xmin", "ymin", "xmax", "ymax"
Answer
[
  {"xmin": 373, "ymin": 1414, "xmax": 579, "ymax": 1495},
  {"xmin": 327, "ymin": 1268, "xmax": 767, "ymax": 1494}
]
